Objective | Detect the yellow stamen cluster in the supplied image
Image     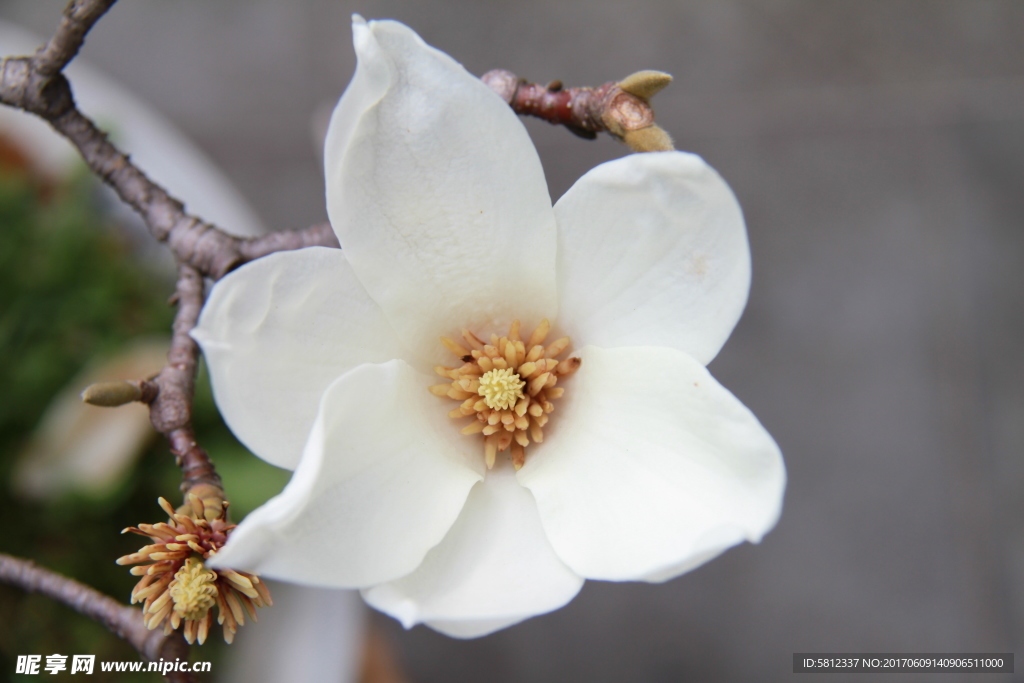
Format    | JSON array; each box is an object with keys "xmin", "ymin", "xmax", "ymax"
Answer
[
  {"xmin": 117, "ymin": 494, "xmax": 273, "ymax": 644},
  {"xmin": 477, "ymin": 367, "xmax": 525, "ymax": 410},
  {"xmin": 169, "ymin": 557, "xmax": 218, "ymax": 620},
  {"xmin": 430, "ymin": 318, "xmax": 580, "ymax": 470}
]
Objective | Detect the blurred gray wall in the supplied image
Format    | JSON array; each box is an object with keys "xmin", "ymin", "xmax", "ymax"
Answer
[{"xmin": 2, "ymin": 1, "xmax": 1021, "ymax": 681}]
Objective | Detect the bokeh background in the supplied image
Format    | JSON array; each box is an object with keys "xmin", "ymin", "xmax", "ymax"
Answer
[{"xmin": 1, "ymin": 1, "xmax": 1021, "ymax": 681}]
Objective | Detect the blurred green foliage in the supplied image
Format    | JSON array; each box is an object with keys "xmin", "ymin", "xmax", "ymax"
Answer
[{"xmin": 0, "ymin": 157, "xmax": 289, "ymax": 680}]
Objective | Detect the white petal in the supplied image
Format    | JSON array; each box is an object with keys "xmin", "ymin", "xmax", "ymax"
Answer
[
  {"xmin": 361, "ymin": 465, "xmax": 583, "ymax": 639},
  {"xmin": 208, "ymin": 360, "xmax": 484, "ymax": 587},
  {"xmin": 517, "ymin": 345, "xmax": 785, "ymax": 582},
  {"xmin": 554, "ymin": 152, "xmax": 750, "ymax": 365},
  {"xmin": 192, "ymin": 247, "xmax": 411, "ymax": 470},
  {"xmin": 324, "ymin": 17, "xmax": 558, "ymax": 366}
]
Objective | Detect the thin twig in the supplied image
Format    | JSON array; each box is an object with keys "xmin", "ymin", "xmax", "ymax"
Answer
[
  {"xmin": 0, "ymin": 70, "xmax": 335, "ymax": 278},
  {"xmin": 237, "ymin": 221, "xmax": 339, "ymax": 262},
  {"xmin": 0, "ymin": 0, "xmax": 336, "ymax": 281},
  {"xmin": 147, "ymin": 265, "xmax": 222, "ymax": 496},
  {"xmin": 34, "ymin": 0, "xmax": 117, "ymax": 77},
  {"xmin": 0, "ymin": 553, "xmax": 196, "ymax": 683},
  {"xmin": 481, "ymin": 70, "xmax": 618, "ymax": 139},
  {"xmin": 481, "ymin": 69, "xmax": 673, "ymax": 151}
]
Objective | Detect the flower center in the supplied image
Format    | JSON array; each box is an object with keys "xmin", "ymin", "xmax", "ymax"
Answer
[
  {"xmin": 477, "ymin": 368, "xmax": 525, "ymax": 410},
  {"xmin": 429, "ymin": 319, "xmax": 580, "ymax": 470},
  {"xmin": 169, "ymin": 556, "xmax": 218, "ymax": 620}
]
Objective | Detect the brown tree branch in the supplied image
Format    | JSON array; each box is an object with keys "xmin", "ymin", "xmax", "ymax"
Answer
[
  {"xmin": 0, "ymin": 553, "xmax": 196, "ymax": 683},
  {"xmin": 83, "ymin": 267, "xmax": 217, "ymax": 497},
  {"xmin": 0, "ymin": 0, "xmax": 337, "ymax": 281},
  {"xmin": 482, "ymin": 69, "xmax": 615, "ymax": 139},
  {"xmin": 0, "ymin": 3, "xmax": 232, "ymax": 279},
  {"xmin": 34, "ymin": 0, "xmax": 117, "ymax": 77},
  {"xmin": 147, "ymin": 265, "xmax": 222, "ymax": 497},
  {"xmin": 237, "ymin": 221, "xmax": 339, "ymax": 262},
  {"xmin": 79, "ymin": 265, "xmax": 227, "ymax": 643},
  {"xmin": 0, "ymin": 66, "xmax": 336, "ymax": 278},
  {"xmin": 481, "ymin": 68, "xmax": 674, "ymax": 152}
]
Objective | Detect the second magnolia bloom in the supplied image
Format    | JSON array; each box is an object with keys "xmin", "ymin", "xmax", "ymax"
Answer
[{"xmin": 192, "ymin": 16, "xmax": 785, "ymax": 637}]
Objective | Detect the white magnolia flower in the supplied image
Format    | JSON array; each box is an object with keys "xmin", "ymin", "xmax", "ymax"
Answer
[{"xmin": 193, "ymin": 16, "xmax": 786, "ymax": 639}]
